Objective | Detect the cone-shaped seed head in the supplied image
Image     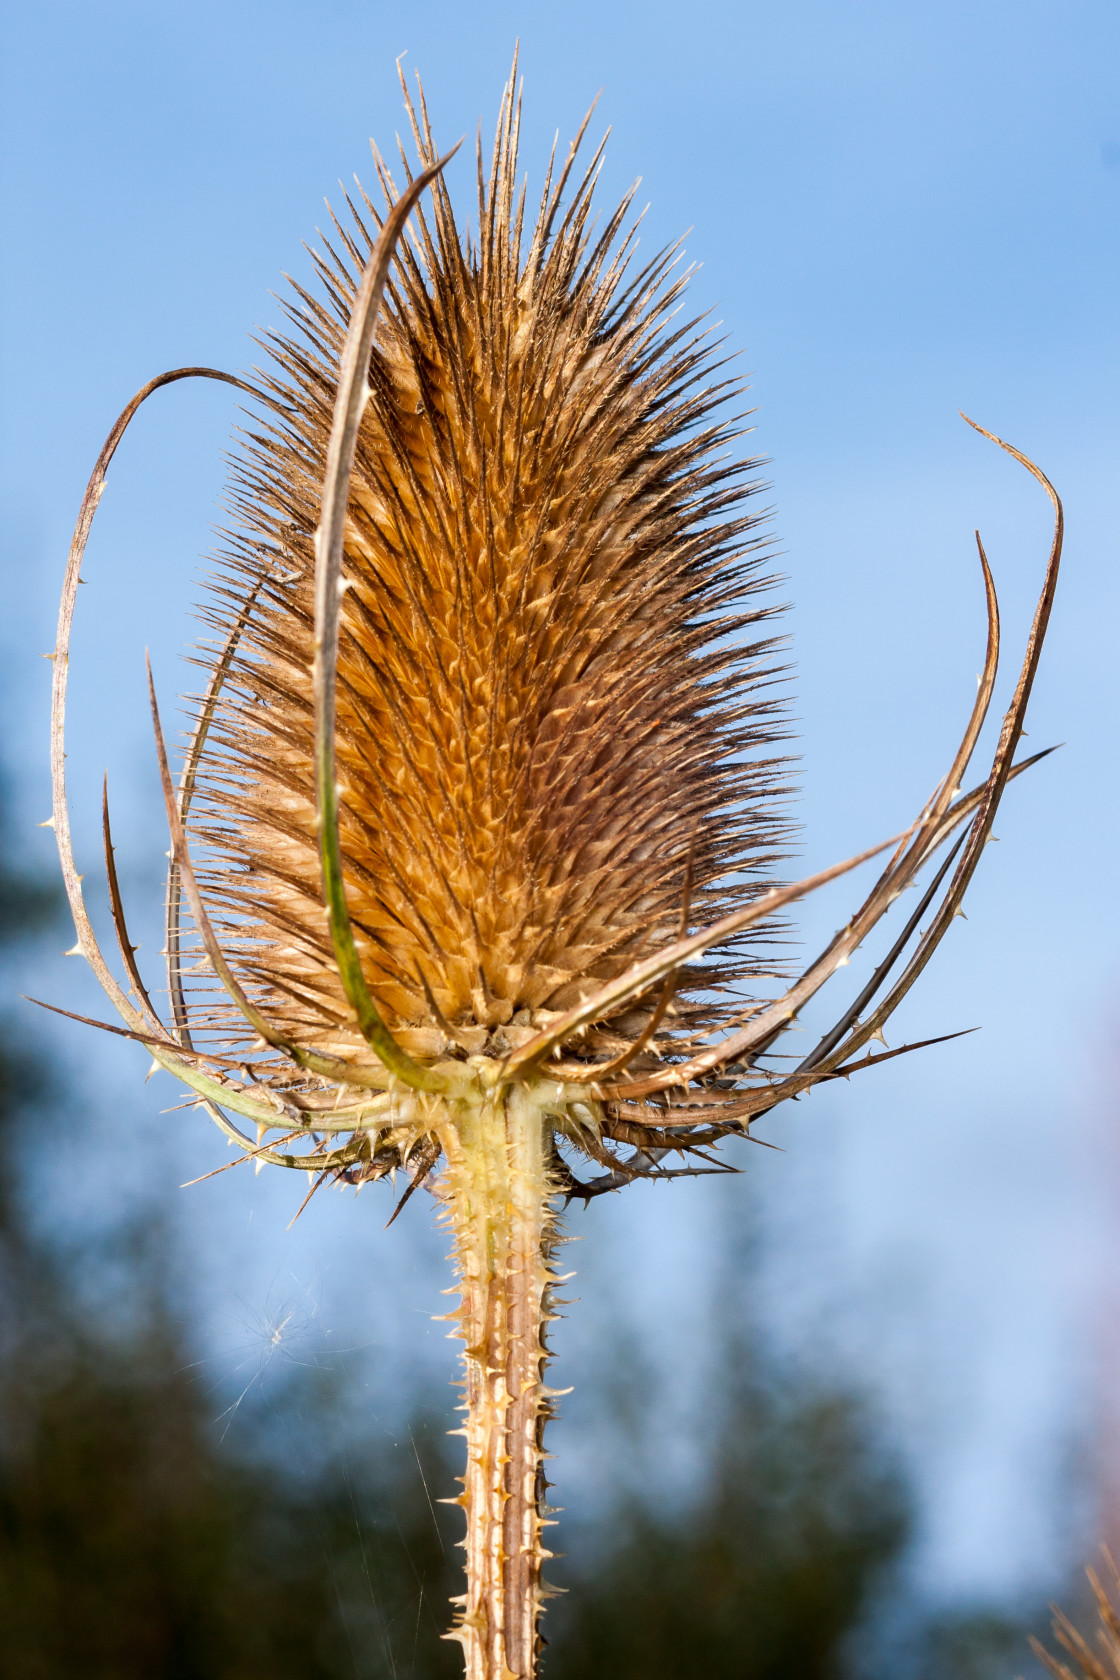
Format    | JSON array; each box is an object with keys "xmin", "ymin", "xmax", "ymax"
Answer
[{"xmin": 189, "ymin": 77, "xmax": 790, "ymax": 1067}]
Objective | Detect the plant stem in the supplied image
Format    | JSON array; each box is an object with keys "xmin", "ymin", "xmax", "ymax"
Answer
[{"xmin": 440, "ymin": 1080, "xmax": 559, "ymax": 1680}]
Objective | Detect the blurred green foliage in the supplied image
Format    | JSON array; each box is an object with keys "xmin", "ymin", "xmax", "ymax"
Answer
[
  {"xmin": 0, "ymin": 825, "xmax": 464, "ymax": 1677},
  {"xmin": 546, "ymin": 1368, "xmax": 908, "ymax": 1680}
]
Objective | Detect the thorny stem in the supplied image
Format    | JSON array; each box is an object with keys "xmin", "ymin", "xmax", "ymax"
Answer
[{"xmin": 438, "ymin": 1079, "xmax": 562, "ymax": 1680}]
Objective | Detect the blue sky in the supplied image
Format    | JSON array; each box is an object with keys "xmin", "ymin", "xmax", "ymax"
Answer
[{"xmin": 2, "ymin": 0, "xmax": 1119, "ymax": 1614}]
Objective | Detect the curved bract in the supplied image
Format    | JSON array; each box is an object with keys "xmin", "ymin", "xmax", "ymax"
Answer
[{"xmin": 46, "ymin": 59, "xmax": 1061, "ymax": 1680}]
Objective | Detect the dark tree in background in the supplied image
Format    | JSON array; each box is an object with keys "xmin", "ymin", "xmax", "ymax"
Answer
[
  {"xmin": 0, "ymin": 790, "xmax": 459, "ymax": 1679},
  {"xmin": 546, "ymin": 1362, "xmax": 908, "ymax": 1680}
]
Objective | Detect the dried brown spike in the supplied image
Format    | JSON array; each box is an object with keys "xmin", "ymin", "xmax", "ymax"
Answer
[{"xmin": 188, "ymin": 73, "xmax": 790, "ymax": 1068}]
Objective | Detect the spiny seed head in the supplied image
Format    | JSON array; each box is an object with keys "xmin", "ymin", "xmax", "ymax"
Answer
[
  {"xmin": 41, "ymin": 62, "xmax": 1061, "ymax": 1674},
  {"xmin": 189, "ymin": 73, "xmax": 791, "ymax": 1070},
  {"xmin": 50, "ymin": 62, "xmax": 1058, "ymax": 1207}
]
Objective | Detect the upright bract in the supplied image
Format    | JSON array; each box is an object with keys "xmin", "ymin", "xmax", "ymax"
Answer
[{"xmin": 48, "ymin": 63, "xmax": 1062, "ymax": 1680}]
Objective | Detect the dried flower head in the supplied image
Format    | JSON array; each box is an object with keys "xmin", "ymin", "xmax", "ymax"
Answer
[
  {"xmin": 46, "ymin": 60, "xmax": 1061, "ymax": 1680},
  {"xmin": 190, "ymin": 81, "xmax": 789, "ymax": 1083}
]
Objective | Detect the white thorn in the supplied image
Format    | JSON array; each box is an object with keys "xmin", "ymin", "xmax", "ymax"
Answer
[
  {"xmin": 836, "ymin": 954, "xmax": 849, "ymax": 968},
  {"xmin": 38, "ymin": 816, "xmax": 55, "ymax": 829},
  {"xmin": 954, "ymin": 908, "xmax": 968, "ymax": 920},
  {"xmin": 145, "ymin": 1059, "xmax": 161, "ymax": 1080},
  {"xmin": 42, "ymin": 650, "xmax": 58, "ymax": 661},
  {"xmin": 64, "ymin": 943, "xmax": 83, "ymax": 957}
]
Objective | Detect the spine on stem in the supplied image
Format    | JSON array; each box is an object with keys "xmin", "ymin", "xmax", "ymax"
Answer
[{"xmin": 439, "ymin": 1082, "xmax": 561, "ymax": 1680}]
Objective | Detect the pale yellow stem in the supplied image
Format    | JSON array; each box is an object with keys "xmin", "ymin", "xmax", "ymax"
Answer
[{"xmin": 438, "ymin": 1080, "xmax": 560, "ymax": 1680}]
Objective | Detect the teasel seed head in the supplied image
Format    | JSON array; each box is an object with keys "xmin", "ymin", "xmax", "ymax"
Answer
[
  {"xmin": 46, "ymin": 63, "xmax": 1062, "ymax": 1195},
  {"xmin": 46, "ymin": 59, "xmax": 1062, "ymax": 1679},
  {"xmin": 189, "ymin": 95, "xmax": 789, "ymax": 1088}
]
